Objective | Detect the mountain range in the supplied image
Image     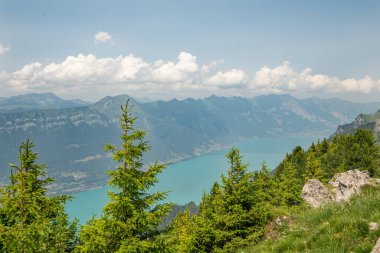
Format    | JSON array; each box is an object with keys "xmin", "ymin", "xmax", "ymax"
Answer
[{"xmin": 1, "ymin": 93, "xmax": 379, "ymax": 193}]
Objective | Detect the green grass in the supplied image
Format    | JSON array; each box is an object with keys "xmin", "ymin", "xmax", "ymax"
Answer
[
  {"xmin": 362, "ymin": 110, "xmax": 380, "ymax": 122},
  {"xmin": 242, "ymin": 185, "xmax": 380, "ymax": 253}
]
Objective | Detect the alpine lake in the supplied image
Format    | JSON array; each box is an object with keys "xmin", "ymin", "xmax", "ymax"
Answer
[{"xmin": 66, "ymin": 136, "xmax": 320, "ymax": 223}]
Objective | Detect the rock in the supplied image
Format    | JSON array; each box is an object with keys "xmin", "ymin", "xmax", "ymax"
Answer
[
  {"xmin": 371, "ymin": 237, "xmax": 380, "ymax": 253},
  {"xmin": 301, "ymin": 179, "xmax": 332, "ymax": 208},
  {"xmin": 369, "ymin": 222, "xmax": 379, "ymax": 231},
  {"xmin": 372, "ymin": 178, "xmax": 380, "ymax": 185},
  {"xmin": 329, "ymin": 169, "xmax": 371, "ymax": 202},
  {"xmin": 275, "ymin": 216, "xmax": 290, "ymax": 226}
]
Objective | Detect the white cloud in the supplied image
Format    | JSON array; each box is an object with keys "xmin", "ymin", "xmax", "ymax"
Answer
[
  {"xmin": 251, "ymin": 61, "xmax": 380, "ymax": 94},
  {"xmin": 0, "ymin": 43, "xmax": 11, "ymax": 55},
  {"xmin": 205, "ymin": 69, "xmax": 247, "ymax": 88},
  {"xmin": 74, "ymin": 154, "xmax": 103, "ymax": 163},
  {"xmin": 0, "ymin": 53, "xmax": 379, "ymax": 101},
  {"xmin": 94, "ymin": 32, "xmax": 112, "ymax": 44}
]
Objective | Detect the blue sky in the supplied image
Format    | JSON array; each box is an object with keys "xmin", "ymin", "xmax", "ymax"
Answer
[{"xmin": 0, "ymin": 0, "xmax": 379, "ymax": 102}]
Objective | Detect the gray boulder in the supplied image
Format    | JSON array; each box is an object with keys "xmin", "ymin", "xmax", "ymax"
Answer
[
  {"xmin": 301, "ymin": 169, "xmax": 377, "ymax": 208},
  {"xmin": 329, "ymin": 169, "xmax": 371, "ymax": 202},
  {"xmin": 371, "ymin": 237, "xmax": 380, "ymax": 253},
  {"xmin": 301, "ymin": 179, "xmax": 332, "ymax": 208}
]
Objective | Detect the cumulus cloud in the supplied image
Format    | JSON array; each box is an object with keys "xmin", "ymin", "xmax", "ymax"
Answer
[
  {"xmin": 0, "ymin": 53, "xmax": 379, "ymax": 100},
  {"xmin": 251, "ymin": 61, "xmax": 380, "ymax": 94},
  {"xmin": 94, "ymin": 32, "xmax": 112, "ymax": 44},
  {"xmin": 0, "ymin": 43, "xmax": 11, "ymax": 55},
  {"xmin": 0, "ymin": 52, "xmax": 240, "ymax": 99},
  {"xmin": 205, "ymin": 69, "xmax": 247, "ymax": 88}
]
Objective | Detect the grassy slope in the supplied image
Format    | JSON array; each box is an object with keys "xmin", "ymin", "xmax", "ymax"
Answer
[{"xmin": 243, "ymin": 185, "xmax": 380, "ymax": 253}]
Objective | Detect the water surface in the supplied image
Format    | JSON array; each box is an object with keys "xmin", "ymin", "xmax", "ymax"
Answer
[{"xmin": 66, "ymin": 136, "xmax": 318, "ymax": 223}]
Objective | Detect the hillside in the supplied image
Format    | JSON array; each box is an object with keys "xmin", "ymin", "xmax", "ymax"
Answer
[
  {"xmin": 245, "ymin": 185, "xmax": 380, "ymax": 252},
  {"xmin": 1, "ymin": 93, "xmax": 380, "ymax": 193},
  {"xmin": 0, "ymin": 93, "xmax": 88, "ymax": 112},
  {"xmin": 335, "ymin": 109, "xmax": 380, "ymax": 143}
]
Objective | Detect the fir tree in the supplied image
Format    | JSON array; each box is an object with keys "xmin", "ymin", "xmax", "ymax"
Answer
[
  {"xmin": 275, "ymin": 161, "xmax": 303, "ymax": 206},
  {"xmin": 191, "ymin": 148, "xmax": 271, "ymax": 253},
  {"xmin": 304, "ymin": 149, "xmax": 325, "ymax": 182},
  {"xmin": 77, "ymin": 100, "xmax": 171, "ymax": 252},
  {"xmin": 0, "ymin": 139, "xmax": 77, "ymax": 252}
]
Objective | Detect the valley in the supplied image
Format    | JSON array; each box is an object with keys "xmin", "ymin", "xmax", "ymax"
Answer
[{"xmin": 1, "ymin": 93, "xmax": 380, "ymax": 193}]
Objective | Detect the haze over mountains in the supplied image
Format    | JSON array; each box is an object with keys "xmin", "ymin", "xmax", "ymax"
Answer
[{"xmin": 1, "ymin": 93, "xmax": 379, "ymax": 193}]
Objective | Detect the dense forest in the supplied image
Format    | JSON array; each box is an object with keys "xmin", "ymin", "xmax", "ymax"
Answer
[{"xmin": 0, "ymin": 100, "xmax": 379, "ymax": 252}]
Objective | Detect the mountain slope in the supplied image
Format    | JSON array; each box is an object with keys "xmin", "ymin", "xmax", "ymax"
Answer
[
  {"xmin": 335, "ymin": 109, "xmax": 380, "ymax": 143},
  {"xmin": 0, "ymin": 93, "xmax": 88, "ymax": 112},
  {"xmin": 1, "ymin": 93, "xmax": 380, "ymax": 193}
]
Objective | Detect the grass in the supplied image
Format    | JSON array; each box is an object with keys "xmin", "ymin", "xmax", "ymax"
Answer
[{"xmin": 241, "ymin": 185, "xmax": 380, "ymax": 253}]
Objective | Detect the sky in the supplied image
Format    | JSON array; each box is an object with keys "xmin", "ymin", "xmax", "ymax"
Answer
[{"xmin": 0, "ymin": 0, "xmax": 380, "ymax": 102}]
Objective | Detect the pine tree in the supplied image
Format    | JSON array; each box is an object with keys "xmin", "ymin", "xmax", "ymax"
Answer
[
  {"xmin": 275, "ymin": 161, "xmax": 303, "ymax": 206},
  {"xmin": 191, "ymin": 148, "xmax": 271, "ymax": 253},
  {"xmin": 0, "ymin": 139, "xmax": 77, "ymax": 252},
  {"xmin": 77, "ymin": 100, "xmax": 171, "ymax": 252},
  {"xmin": 165, "ymin": 209, "xmax": 195, "ymax": 253},
  {"xmin": 304, "ymin": 149, "xmax": 325, "ymax": 182}
]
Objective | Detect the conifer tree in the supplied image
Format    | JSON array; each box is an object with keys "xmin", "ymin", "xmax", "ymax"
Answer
[
  {"xmin": 77, "ymin": 100, "xmax": 171, "ymax": 252},
  {"xmin": 275, "ymin": 161, "xmax": 303, "ymax": 206},
  {"xmin": 304, "ymin": 149, "xmax": 325, "ymax": 182},
  {"xmin": 165, "ymin": 209, "xmax": 195, "ymax": 253},
  {"xmin": 0, "ymin": 139, "xmax": 77, "ymax": 252},
  {"xmin": 191, "ymin": 148, "xmax": 271, "ymax": 253}
]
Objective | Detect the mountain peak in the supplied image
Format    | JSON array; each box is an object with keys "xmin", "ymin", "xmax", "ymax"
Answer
[{"xmin": 0, "ymin": 93, "xmax": 88, "ymax": 112}]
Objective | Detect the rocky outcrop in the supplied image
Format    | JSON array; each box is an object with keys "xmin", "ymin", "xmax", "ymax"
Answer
[
  {"xmin": 369, "ymin": 222, "xmax": 379, "ymax": 231},
  {"xmin": 329, "ymin": 169, "xmax": 371, "ymax": 202},
  {"xmin": 301, "ymin": 169, "xmax": 377, "ymax": 208},
  {"xmin": 371, "ymin": 237, "xmax": 380, "ymax": 253},
  {"xmin": 301, "ymin": 179, "xmax": 332, "ymax": 208}
]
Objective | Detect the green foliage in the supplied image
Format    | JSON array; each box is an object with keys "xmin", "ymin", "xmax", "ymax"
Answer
[
  {"xmin": 277, "ymin": 129, "xmax": 380, "ymax": 185},
  {"xmin": 182, "ymin": 148, "xmax": 272, "ymax": 253},
  {"xmin": 304, "ymin": 149, "xmax": 325, "ymax": 182},
  {"xmin": 0, "ymin": 139, "xmax": 78, "ymax": 252},
  {"xmin": 165, "ymin": 209, "xmax": 195, "ymax": 252},
  {"xmin": 274, "ymin": 162, "xmax": 303, "ymax": 206},
  {"xmin": 1, "ymin": 102, "xmax": 379, "ymax": 252},
  {"xmin": 76, "ymin": 100, "xmax": 171, "ymax": 252},
  {"xmin": 245, "ymin": 185, "xmax": 380, "ymax": 253}
]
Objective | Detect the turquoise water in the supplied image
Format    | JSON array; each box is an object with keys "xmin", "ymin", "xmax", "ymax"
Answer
[{"xmin": 66, "ymin": 136, "xmax": 318, "ymax": 223}]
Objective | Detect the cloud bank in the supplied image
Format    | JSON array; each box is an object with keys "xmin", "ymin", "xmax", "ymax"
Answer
[{"xmin": 1, "ymin": 52, "xmax": 379, "ymax": 101}]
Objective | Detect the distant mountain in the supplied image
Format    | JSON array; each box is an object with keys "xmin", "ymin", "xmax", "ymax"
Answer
[
  {"xmin": 1, "ymin": 93, "xmax": 380, "ymax": 193},
  {"xmin": 334, "ymin": 109, "xmax": 380, "ymax": 143},
  {"xmin": 0, "ymin": 93, "xmax": 88, "ymax": 112}
]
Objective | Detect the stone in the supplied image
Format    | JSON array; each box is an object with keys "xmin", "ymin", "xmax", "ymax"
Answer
[
  {"xmin": 369, "ymin": 222, "xmax": 379, "ymax": 231},
  {"xmin": 371, "ymin": 237, "xmax": 380, "ymax": 253},
  {"xmin": 329, "ymin": 169, "xmax": 371, "ymax": 202},
  {"xmin": 275, "ymin": 216, "xmax": 289, "ymax": 226},
  {"xmin": 301, "ymin": 179, "xmax": 332, "ymax": 208}
]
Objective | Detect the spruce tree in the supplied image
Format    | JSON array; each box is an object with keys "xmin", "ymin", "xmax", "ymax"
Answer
[
  {"xmin": 77, "ymin": 100, "xmax": 171, "ymax": 252},
  {"xmin": 304, "ymin": 149, "xmax": 325, "ymax": 182},
  {"xmin": 275, "ymin": 161, "xmax": 303, "ymax": 206},
  {"xmin": 0, "ymin": 139, "xmax": 77, "ymax": 252},
  {"xmin": 191, "ymin": 148, "xmax": 271, "ymax": 253}
]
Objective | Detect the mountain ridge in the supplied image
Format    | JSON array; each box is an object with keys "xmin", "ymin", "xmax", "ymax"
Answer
[{"xmin": 1, "ymin": 93, "xmax": 380, "ymax": 193}]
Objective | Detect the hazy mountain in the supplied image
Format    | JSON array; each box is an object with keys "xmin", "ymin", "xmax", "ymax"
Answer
[
  {"xmin": 334, "ymin": 109, "xmax": 380, "ymax": 143},
  {"xmin": 1, "ymin": 93, "xmax": 380, "ymax": 193},
  {"xmin": 0, "ymin": 93, "xmax": 88, "ymax": 112}
]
